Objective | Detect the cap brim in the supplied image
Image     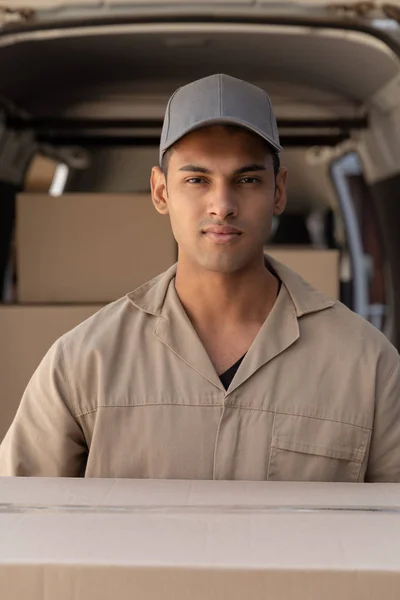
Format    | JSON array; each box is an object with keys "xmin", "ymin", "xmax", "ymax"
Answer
[{"xmin": 159, "ymin": 116, "xmax": 282, "ymax": 164}]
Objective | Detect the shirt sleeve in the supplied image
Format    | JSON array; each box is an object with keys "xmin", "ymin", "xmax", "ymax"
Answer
[
  {"xmin": 0, "ymin": 338, "xmax": 87, "ymax": 477},
  {"xmin": 366, "ymin": 357, "xmax": 400, "ymax": 483}
]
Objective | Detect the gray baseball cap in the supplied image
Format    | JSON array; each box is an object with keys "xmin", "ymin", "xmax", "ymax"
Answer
[{"xmin": 159, "ymin": 73, "xmax": 282, "ymax": 165}]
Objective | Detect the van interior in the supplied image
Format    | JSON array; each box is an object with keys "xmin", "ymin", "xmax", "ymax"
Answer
[{"xmin": 1, "ymin": 4, "xmax": 400, "ymax": 440}]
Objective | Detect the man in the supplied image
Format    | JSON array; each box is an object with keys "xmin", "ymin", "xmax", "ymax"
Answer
[{"xmin": 1, "ymin": 74, "xmax": 400, "ymax": 481}]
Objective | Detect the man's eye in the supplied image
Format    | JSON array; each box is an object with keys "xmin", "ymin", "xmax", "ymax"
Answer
[
  {"xmin": 238, "ymin": 177, "xmax": 260, "ymax": 184},
  {"xmin": 186, "ymin": 177, "xmax": 207, "ymax": 184}
]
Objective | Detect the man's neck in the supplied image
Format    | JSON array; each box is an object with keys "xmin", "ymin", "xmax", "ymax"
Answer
[{"xmin": 175, "ymin": 258, "xmax": 280, "ymax": 328}]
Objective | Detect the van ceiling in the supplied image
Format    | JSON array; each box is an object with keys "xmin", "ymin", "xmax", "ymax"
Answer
[{"xmin": 0, "ymin": 24, "xmax": 398, "ymax": 120}]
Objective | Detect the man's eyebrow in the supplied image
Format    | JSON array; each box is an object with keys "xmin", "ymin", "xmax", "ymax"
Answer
[
  {"xmin": 178, "ymin": 165, "xmax": 212, "ymax": 174},
  {"xmin": 178, "ymin": 164, "xmax": 267, "ymax": 175},
  {"xmin": 233, "ymin": 164, "xmax": 267, "ymax": 175}
]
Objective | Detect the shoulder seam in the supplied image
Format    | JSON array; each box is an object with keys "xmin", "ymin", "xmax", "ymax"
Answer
[
  {"xmin": 60, "ymin": 338, "xmax": 78, "ymax": 413},
  {"xmin": 380, "ymin": 356, "xmax": 400, "ymax": 397}
]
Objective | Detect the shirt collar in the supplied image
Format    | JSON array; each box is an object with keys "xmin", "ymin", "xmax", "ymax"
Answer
[
  {"xmin": 265, "ymin": 254, "xmax": 335, "ymax": 317},
  {"xmin": 126, "ymin": 256, "xmax": 335, "ymax": 318},
  {"xmin": 127, "ymin": 263, "xmax": 178, "ymax": 316}
]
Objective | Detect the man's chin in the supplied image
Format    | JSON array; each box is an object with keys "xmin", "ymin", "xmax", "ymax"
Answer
[{"xmin": 197, "ymin": 256, "xmax": 249, "ymax": 274}]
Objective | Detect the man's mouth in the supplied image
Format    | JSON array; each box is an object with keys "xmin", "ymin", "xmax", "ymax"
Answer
[{"xmin": 202, "ymin": 226, "xmax": 243, "ymax": 244}]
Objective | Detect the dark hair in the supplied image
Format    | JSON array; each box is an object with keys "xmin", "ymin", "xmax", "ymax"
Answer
[
  {"xmin": 160, "ymin": 146, "xmax": 173, "ymax": 177},
  {"xmin": 161, "ymin": 126, "xmax": 281, "ymax": 178},
  {"xmin": 271, "ymin": 152, "xmax": 280, "ymax": 176}
]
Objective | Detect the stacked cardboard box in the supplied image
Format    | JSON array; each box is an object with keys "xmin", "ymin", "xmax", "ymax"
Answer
[{"xmin": 0, "ymin": 478, "xmax": 399, "ymax": 599}]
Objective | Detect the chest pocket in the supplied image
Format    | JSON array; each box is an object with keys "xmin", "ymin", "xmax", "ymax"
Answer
[{"xmin": 267, "ymin": 414, "xmax": 371, "ymax": 482}]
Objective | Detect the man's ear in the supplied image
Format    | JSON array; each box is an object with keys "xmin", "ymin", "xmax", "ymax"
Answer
[
  {"xmin": 150, "ymin": 166, "xmax": 169, "ymax": 215},
  {"xmin": 273, "ymin": 167, "xmax": 288, "ymax": 217}
]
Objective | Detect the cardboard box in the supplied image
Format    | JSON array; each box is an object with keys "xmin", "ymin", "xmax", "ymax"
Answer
[
  {"xmin": 16, "ymin": 193, "xmax": 177, "ymax": 303},
  {"xmin": 24, "ymin": 155, "xmax": 58, "ymax": 193},
  {"xmin": 1, "ymin": 477, "xmax": 400, "ymax": 599},
  {"xmin": 0, "ymin": 305, "xmax": 102, "ymax": 442},
  {"xmin": 266, "ymin": 247, "xmax": 339, "ymax": 298}
]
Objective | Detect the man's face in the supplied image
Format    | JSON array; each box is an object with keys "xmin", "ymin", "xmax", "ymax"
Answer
[{"xmin": 151, "ymin": 125, "xmax": 287, "ymax": 274}]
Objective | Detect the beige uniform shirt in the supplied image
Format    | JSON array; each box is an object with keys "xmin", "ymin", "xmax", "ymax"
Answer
[{"xmin": 1, "ymin": 258, "xmax": 400, "ymax": 481}]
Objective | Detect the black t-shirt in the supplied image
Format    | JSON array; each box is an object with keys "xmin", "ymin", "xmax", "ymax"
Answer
[{"xmin": 219, "ymin": 355, "xmax": 246, "ymax": 390}]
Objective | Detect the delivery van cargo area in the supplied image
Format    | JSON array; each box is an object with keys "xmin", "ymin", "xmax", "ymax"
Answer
[
  {"xmin": 1, "ymin": 3, "xmax": 400, "ymax": 597},
  {"xmin": 1, "ymin": 1, "xmax": 400, "ymax": 441}
]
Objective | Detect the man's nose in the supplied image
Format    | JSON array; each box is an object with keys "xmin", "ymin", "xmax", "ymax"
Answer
[{"xmin": 207, "ymin": 183, "xmax": 238, "ymax": 220}]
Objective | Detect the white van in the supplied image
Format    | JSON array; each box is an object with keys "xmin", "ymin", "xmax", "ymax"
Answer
[{"xmin": 1, "ymin": 0, "xmax": 400, "ymax": 439}]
